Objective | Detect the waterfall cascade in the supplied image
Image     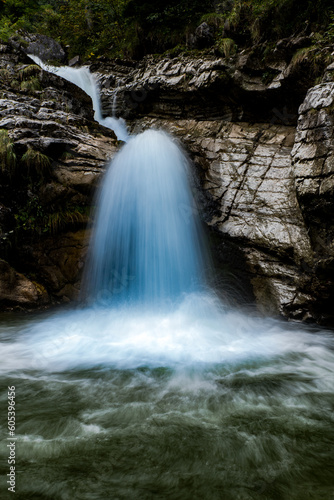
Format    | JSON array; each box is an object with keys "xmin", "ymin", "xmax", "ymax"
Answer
[
  {"xmin": 83, "ymin": 129, "xmax": 208, "ymax": 306},
  {"xmin": 30, "ymin": 54, "xmax": 209, "ymax": 307},
  {"xmin": 29, "ymin": 55, "xmax": 129, "ymax": 141}
]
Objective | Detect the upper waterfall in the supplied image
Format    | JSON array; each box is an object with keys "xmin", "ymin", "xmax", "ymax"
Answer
[{"xmin": 28, "ymin": 54, "xmax": 129, "ymax": 142}]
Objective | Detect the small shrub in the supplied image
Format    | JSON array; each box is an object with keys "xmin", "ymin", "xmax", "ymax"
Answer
[
  {"xmin": 20, "ymin": 76, "xmax": 42, "ymax": 92},
  {"xmin": 217, "ymin": 37, "xmax": 237, "ymax": 58},
  {"xmin": 200, "ymin": 13, "xmax": 225, "ymax": 29},
  {"xmin": 19, "ymin": 65, "xmax": 41, "ymax": 81},
  {"xmin": 0, "ymin": 129, "xmax": 16, "ymax": 175},
  {"xmin": 291, "ymin": 46, "xmax": 322, "ymax": 74},
  {"xmin": 21, "ymin": 148, "xmax": 51, "ymax": 179}
]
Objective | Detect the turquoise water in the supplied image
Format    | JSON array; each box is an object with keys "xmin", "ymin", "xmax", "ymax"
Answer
[{"xmin": 82, "ymin": 130, "xmax": 208, "ymax": 306}]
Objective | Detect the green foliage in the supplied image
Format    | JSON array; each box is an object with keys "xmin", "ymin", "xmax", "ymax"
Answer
[
  {"xmin": 19, "ymin": 64, "xmax": 41, "ymax": 80},
  {"xmin": 46, "ymin": 207, "xmax": 89, "ymax": 234},
  {"xmin": 14, "ymin": 195, "xmax": 90, "ymax": 235},
  {"xmin": 0, "ymin": 130, "xmax": 16, "ymax": 175},
  {"xmin": 21, "ymin": 147, "xmax": 51, "ymax": 178},
  {"xmin": 14, "ymin": 196, "xmax": 46, "ymax": 233},
  {"xmin": 217, "ymin": 37, "xmax": 237, "ymax": 58},
  {"xmin": 20, "ymin": 76, "xmax": 42, "ymax": 92},
  {"xmin": 200, "ymin": 13, "xmax": 225, "ymax": 29},
  {"xmin": 1, "ymin": 0, "xmax": 334, "ymax": 60},
  {"xmin": 0, "ymin": 16, "xmax": 24, "ymax": 41}
]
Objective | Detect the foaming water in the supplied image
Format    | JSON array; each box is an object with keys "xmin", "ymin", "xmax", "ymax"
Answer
[
  {"xmin": 0, "ymin": 293, "xmax": 333, "ymax": 375},
  {"xmin": 29, "ymin": 55, "xmax": 129, "ymax": 141},
  {"xmin": 0, "ymin": 301, "xmax": 333, "ymax": 499}
]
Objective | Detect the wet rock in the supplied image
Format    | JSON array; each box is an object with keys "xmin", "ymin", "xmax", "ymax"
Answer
[
  {"xmin": 69, "ymin": 55, "xmax": 80, "ymax": 67},
  {"xmin": 193, "ymin": 23, "xmax": 214, "ymax": 49},
  {"xmin": 12, "ymin": 30, "xmax": 66, "ymax": 62},
  {"xmin": 0, "ymin": 42, "xmax": 118, "ymax": 311},
  {"xmin": 0, "ymin": 259, "xmax": 48, "ymax": 307}
]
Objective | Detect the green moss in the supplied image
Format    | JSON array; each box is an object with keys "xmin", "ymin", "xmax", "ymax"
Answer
[
  {"xmin": 0, "ymin": 130, "xmax": 16, "ymax": 175},
  {"xmin": 21, "ymin": 148, "xmax": 52, "ymax": 179},
  {"xmin": 20, "ymin": 76, "xmax": 42, "ymax": 92}
]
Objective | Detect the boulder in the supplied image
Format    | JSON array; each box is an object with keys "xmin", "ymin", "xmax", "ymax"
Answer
[
  {"xmin": 0, "ymin": 259, "xmax": 48, "ymax": 307},
  {"xmin": 14, "ymin": 30, "xmax": 66, "ymax": 62}
]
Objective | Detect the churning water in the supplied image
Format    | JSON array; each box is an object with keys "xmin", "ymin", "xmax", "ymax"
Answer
[{"xmin": 0, "ymin": 60, "xmax": 333, "ymax": 500}]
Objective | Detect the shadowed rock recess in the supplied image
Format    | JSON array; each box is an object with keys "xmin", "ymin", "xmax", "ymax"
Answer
[{"xmin": 1, "ymin": 39, "xmax": 334, "ymax": 324}]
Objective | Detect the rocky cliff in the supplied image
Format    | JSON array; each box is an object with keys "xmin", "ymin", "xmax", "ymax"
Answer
[
  {"xmin": 91, "ymin": 43, "xmax": 334, "ymax": 324},
  {"xmin": 1, "ymin": 37, "xmax": 334, "ymax": 325},
  {"xmin": 0, "ymin": 41, "xmax": 117, "ymax": 308}
]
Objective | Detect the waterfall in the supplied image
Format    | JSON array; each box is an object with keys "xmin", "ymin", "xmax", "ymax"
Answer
[
  {"xmin": 82, "ymin": 129, "xmax": 209, "ymax": 306},
  {"xmin": 0, "ymin": 50, "xmax": 333, "ymax": 500},
  {"xmin": 28, "ymin": 55, "xmax": 129, "ymax": 142},
  {"xmin": 29, "ymin": 55, "xmax": 209, "ymax": 307}
]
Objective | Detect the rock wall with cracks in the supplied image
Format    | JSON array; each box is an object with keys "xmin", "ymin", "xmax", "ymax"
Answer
[
  {"xmin": 92, "ymin": 51, "xmax": 334, "ymax": 324},
  {"xmin": 1, "ymin": 38, "xmax": 334, "ymax": 324},
  {"xmin": 0, "ymin": 41, "xmax": 118, "ymax": 309}
]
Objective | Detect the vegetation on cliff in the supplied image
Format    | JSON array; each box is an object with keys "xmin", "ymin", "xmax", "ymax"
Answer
[{"xmin": 1, "ymin": 0, "xmax": 334, "ymax": 60}]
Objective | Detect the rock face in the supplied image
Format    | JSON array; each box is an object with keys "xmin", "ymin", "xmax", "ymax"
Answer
[
  {"xmin": 14, "ymin": 30, "xmax": 66, "ymax": 62},
  {"xmin": 291, "ymin": 74, "xmax": 334, "ymax": 322},
  {"xmin": 0, "ymin": 41, "xmax": 118, "ymax": 309},
  {"xmin": 95, "ymin": 50, "xmax": 333, "ymax": 324},
  {"xmin": 93, "ymin": 46, "xmax": 317, "ymax": 125},
  {"xmin": 0, "ymin": 259, "xmax": 48, "ymax": 307},
  {"xmin": 1, "ymin": 36, "xmax": 334, "ymax": 325}
]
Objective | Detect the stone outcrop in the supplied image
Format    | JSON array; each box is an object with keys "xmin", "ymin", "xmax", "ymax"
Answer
[
  {"xmin": 291, "ymin": 69, "xmax": 334, "ymax": 322},
  {"xmin": 0, "ymin": 259, "xmax": 48, "ymax": 307},
  {"xmin": 93, "ymin": 43, "xmax": 318, "ymax": 125},
  {"xmin": 12, "ymin": 30, "xmax": 66, "ymax": 62}
]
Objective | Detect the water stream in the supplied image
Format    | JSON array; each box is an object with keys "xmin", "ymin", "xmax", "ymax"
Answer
[{"xmin": 0, "ymin": 59, "xmax": 333, "ymax": 500}]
